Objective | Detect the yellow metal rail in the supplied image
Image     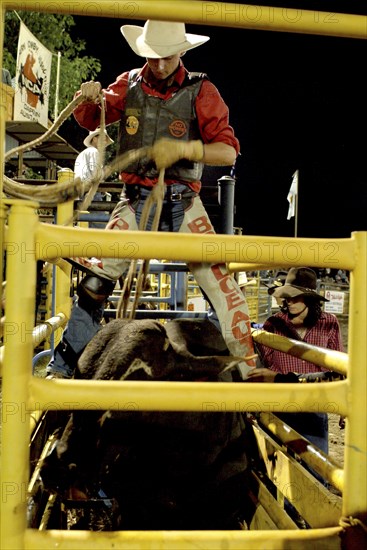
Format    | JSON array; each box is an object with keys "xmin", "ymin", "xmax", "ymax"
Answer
[
  {"xmin": 23, "ymin": 526, "xmax": 343, "ymax": 549},
  {"xmin": 34, "ymin": 223, "xmax": 358, "ymax": 269},
  {"xmin": 0, "ymin": 313, "xmax": 66, "ymax": 376},
  {"xmin": 1, "ymin": 2, "xmax": 366, "ymax": 549},
  {"xmin": 252, "ymin": 329, "xmax": 348, "ymax": 375},
  {"xmin": 259, "ymin": 412, "xmax": 344, "ymax": 492},
  {"xmin": 2, "ymin": 1, "xmax": 367, "ymax": 39},
  {"xmin": 1, "ymin": 200, "xmax": 366, "ymax": 549}
]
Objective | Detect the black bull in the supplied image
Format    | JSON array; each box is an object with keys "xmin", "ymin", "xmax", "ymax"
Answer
[{"xmin": 41, "ymin": 319, "xmax": 259, "ymax": 530}]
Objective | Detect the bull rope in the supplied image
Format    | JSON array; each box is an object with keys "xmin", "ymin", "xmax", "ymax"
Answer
[{"xmin": 116, "ymin": 168, "xmax": 166, "ymax": 320}]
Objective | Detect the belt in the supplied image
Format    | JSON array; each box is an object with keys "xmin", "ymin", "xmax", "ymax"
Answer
[
  {"xmin": 126, "ymin": 184, "xmax": 197, "ymax": 203},
  {"xmin": 166, "ymin": 185, "xmax": 197, "ymax": 202}
]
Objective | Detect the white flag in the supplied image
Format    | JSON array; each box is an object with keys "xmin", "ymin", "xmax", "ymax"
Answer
[
  {"xmin": 14, "ymin": 22, "xmax": 52, "ymax": 128},
  {"xmin": 287, "ymin": 170, "xmax": 298, "ymax": 220}
]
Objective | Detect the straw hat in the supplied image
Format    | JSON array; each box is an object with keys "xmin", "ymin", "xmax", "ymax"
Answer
[
  {"xmin": 120, "ymin": 20, "xmax": 209, "ymax": 59},
  {"xmin": 272, "ymin": 267, "xmax": 328, "ymax": 301},
  {"xmin": 83, "ymin": 129, "xmax": 114, "ymax": 148}
]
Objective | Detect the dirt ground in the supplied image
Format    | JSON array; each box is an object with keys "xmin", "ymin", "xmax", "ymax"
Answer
[{"xmin": 329, "ymin": 413, "xmax": 344, "ymax": 465}]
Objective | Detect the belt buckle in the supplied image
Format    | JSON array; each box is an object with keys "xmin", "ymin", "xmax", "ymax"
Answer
[{"xmin": 170, "ymin": 192, "xmax": 182, "ymax": 202}]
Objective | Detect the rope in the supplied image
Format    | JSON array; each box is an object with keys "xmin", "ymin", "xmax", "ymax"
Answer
[
  {"xmin": 116, "ymin": 168, "xmax": 166, "ymax": 320},
  {"xmin": 3, "ymin": 92, "xmax": 152, "ymax": 207},
  {"xmin": 3, "ymin": 148, "xmax": 150, "ymax": 207},
  {"xmin": 4, "ymin": 95, "xmax": 85, "ymax": 162},
  {"xmin": 339, "ymin": 516, "xmax": 367, "ymax": 533}
]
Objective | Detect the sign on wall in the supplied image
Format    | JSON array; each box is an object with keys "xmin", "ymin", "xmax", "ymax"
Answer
[
  {"xmin": 14, "ymin": 22, "xmax": 52, "ymax": 128},
  {"xmin": 324, "ymin": 290, "xmax": 345, "ymax": 314}
]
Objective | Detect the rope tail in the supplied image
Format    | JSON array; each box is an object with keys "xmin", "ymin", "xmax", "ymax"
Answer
[{"xmin": 116, "ymin": 168, "xmax": 166, "ymax": 319}]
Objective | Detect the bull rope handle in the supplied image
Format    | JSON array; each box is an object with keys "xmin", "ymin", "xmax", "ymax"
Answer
[{"xmin": 116, "ymin": 168, "xmax": 166, "ymax": 320}]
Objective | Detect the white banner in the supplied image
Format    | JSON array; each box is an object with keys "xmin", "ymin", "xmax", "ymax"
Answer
[{"xmin": 14, "ymin": 22, "xmax": 52, "ymax": 127}]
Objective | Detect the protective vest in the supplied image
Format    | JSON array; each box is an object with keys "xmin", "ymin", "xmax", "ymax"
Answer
[{"xmin": 119, "ymin": 70, "xmax": 207, "ymax": 182}]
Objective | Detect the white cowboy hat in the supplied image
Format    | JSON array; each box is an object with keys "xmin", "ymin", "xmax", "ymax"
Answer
[
  {"xmin": 83, "ymin": 129, "xmax": 114, "ymax": 148},
  {"xmin": 120, "ymin": 20, "xmax": 209, "ymax": 58}
]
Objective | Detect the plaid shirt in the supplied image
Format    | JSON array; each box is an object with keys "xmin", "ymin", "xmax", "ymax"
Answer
[{"xmin": 257, "ymin": 311, "xmax": 344, "ymax": 374}]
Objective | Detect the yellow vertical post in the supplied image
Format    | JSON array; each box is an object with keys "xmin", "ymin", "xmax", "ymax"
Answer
[
  {"xmin": 43, "ymin": 264, "xmax": 54, "ymax": 350},
  {"xmin": 1, "ymin": 5, "xmax": 6, "ymax": 290},
  {"xmin": 53, "ymin": 168, "xmax": 73, "ymax": 345},
  {"xmin": 342, "ymin": 231, "xmax": 367, "ymax": 522},
  {"xmin": 1, "ymin": 201, "xmax": 39, "ymax": 550},
  {"xmin": 0, "ymin": 203, "xmax": 7, "ymax": 343}
]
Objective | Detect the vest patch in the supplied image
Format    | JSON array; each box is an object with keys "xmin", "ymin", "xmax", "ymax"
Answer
[
  {"xmin": 169, "ymin": 119, "xmax": 187, "ymax": 138},
  {"xmin": 126, "ymin": 115, "xmax": 139, "ymax": 135}
]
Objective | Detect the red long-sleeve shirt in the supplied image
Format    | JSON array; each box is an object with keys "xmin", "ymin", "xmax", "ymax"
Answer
[
  {"xmin": 73, "ymin": 62, "xmax": 240, "ymax": 190},
  {"xmin": 257, "ymin": 311, "xmax": 344, "ymax": 375}
]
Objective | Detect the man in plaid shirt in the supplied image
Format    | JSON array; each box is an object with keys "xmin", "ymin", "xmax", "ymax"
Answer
[{"xmin": 248, "ymin": 267, "xmax": 344, "ymax": 453}]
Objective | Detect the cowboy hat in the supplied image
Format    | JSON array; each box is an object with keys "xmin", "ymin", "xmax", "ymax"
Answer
[
  {"xmin": 120, "ymin": 20, "xmax": 209, "ymax": 58},
  {"xmin": 83, "ymin": 129, "xmax": 114, "ymax": 148},
  {"xmin": 267, "ymin": 270, "xmax": 288, "ymax": 295},
  {"xmin": 272, "ymin": 267, "xmax": 328, "ymax": 301}
]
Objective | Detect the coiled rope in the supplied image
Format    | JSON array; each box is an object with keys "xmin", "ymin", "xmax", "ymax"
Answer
[
  {"xmin": 5, "ymin": 95, "xmax": 84, "ymax": 163},
  {"xmin": 3, "ymin": 93, "xmax": 152, "ymax": 210},
  {"xmin": 3, "ymin": 91, "xmax": 165, "ymax": 318}
]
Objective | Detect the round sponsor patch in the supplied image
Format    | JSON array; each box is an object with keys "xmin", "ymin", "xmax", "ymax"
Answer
[
  {"xmin": 126, "ymin": 115, "xmax": 139, "ymax": 135},
  {"xmin": 169, "ymin": 119, "xmax": 187, "ymax": 138}
]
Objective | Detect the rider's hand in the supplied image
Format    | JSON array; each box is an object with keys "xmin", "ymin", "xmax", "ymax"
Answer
[
  {"xmin": 80, "ymin": 81, "xmax": 102, "ymax": 103},
  {"xmin": 151, "ymin": 138, "xmax": 204, "ymax": 170}
]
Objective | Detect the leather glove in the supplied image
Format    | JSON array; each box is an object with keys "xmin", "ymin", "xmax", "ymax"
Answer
[
  {"xmin": 80, "ymin": 81, "xmax": 102, "ymax": 102},
  {"xmin": 151, "ymin": 138, "xmax": 204, "ymax": 170}
]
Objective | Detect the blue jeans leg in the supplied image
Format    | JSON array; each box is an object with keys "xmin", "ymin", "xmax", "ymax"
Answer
[{"xmin": 46, "ymin": 301, "xmax": 103, "ymax": 378}]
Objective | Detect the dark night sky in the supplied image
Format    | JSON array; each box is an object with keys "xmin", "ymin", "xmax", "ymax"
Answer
[{"xmin": 67, "ymin": 3, "xmax": 366, "ymax": 239}]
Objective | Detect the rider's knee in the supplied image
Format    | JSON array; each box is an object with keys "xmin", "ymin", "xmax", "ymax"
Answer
[{"xmin": 77, "ymin": 275, "xmax": 116, "ymax": 308}]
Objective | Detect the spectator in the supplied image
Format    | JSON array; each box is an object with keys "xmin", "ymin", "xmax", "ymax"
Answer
[
  {"xmin": 247, "ymin": 267, "xmax": 344, "ymax": 453},
  {"xmin": 74, "ymin": 128, "xmax": 114, "ymax": 228},
  {"xmin": 335, "ymin": 269, "xmax": 349, "ymax": 285}
]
